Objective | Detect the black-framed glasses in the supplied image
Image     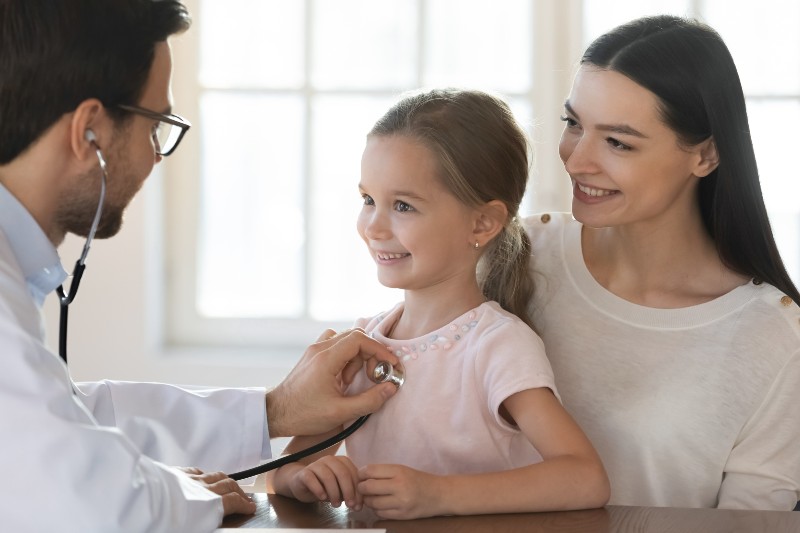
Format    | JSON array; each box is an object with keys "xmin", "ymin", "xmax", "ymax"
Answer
[{"xmin": 117, "ymin": 104, "xmax": 191, "ymax": 156}]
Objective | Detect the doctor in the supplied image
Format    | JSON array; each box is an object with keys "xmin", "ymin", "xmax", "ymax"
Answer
[{"xmin": 0, "ymin": 1, "xmax": 398, "ymax": 531}]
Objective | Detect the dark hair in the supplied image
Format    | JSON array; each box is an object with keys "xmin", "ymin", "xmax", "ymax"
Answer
[
  {"xmin": 0, "ymin": 0, "xmax": 191, "ymax": 164},
  {"xmin": 369, "ymin": 88, "xmax": 535, "ymax": 328},
  {"xmin": 583, "ymin": 15, "xmax": 800, "ymax": 304}
]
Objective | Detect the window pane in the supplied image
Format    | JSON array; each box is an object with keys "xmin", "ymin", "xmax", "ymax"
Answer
[
  {"xmin": 505, "ymin": 97, "xmax": 536, "ymax": 215},
  {"xmin": 308, "ymin": 96, "xmax": 402, "ymax": 321},
  {"xmin": 704, "ymin": 0, "xmax": 800, "ymax": 95},
  {"xmin": 197, "ymin": 93, "xmax": 306, "ymax": 317},
  {"xmin": 424, "ymin": 0, "xmax": 533, "ymax": 92},
  {"xmin": 582, "ymin": 0, "xmax": 691, "ymax": 45},
  {"xmin": 311, "ymin": 0, "xmax": 418, "ymax": 90},
  {"xmin": 199, "ymin": 0, "xmax": 304, "ymax": 88},
  {"xmin": 748, "ymin": 99, "xmax": 800, "ymax": 283}
]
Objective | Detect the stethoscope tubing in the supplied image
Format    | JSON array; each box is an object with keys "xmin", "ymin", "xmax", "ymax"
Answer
[{"xmin": 229, "ymin": 414, "xmax": 370, "ymax": 480}]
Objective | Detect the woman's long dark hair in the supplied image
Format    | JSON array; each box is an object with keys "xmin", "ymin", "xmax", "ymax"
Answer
[{"xmin": 583, "ymin": 15, "xmax": 799, "ymax": 304}]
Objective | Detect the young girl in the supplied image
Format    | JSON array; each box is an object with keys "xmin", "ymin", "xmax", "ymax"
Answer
[{"xmin": 269, "ymin": 89, "xmax": 609, "ymax": 519}]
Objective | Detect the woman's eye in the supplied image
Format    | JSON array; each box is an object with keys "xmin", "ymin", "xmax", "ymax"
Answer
[
  {"xmin": 606, "ymin": 137, "xmax": 632, "ymax": 151},
  {"xmin": 560, "ymin": 115, "xmax": 578, "ymax": 128},
  {"xmin": 361, "ymin": 194, "xmax": 374, "ymax": 206},
  {"xmin": 395, "ymin": 201, "xmax": 414, "ymax": 212}
]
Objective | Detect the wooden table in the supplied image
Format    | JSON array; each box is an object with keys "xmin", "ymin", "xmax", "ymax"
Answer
[{"xmin": 221, "ymin": 493, "xmax": 800, "ymax": 531}]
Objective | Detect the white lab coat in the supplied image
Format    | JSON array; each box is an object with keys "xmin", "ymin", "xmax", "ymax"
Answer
[{"xmin": 0, "ymin": 230, "xmax": 269, "ymax": 532}]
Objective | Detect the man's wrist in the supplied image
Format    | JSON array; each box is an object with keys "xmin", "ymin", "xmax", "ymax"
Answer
[{"xmin": 265, "ymin": 389, "xmax": 287, "ymax": 439}]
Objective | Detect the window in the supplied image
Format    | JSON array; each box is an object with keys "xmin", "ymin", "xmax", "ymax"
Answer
[{"xmin": 166, "ymin": 0, "xmax": 799, "ymax": 352}]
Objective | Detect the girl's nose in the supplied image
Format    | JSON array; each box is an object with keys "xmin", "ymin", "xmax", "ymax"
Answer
[{"xmin": 359, "ymin": 208, "xmax": 391, "ymax": 241}]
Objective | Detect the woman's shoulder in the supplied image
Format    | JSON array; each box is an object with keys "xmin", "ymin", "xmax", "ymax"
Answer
[
  {"xmin": 521, "ymin": 212, "xmax": 575, "ymax": 246},
  {"xmin": 746, "ymin": 282, "xmax": 800, "ymax": 342}
]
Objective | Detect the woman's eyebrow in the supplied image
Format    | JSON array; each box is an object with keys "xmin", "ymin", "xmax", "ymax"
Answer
[{"xmin": 564, "ymin": 100, "xmax": 648, "ymax": 138}]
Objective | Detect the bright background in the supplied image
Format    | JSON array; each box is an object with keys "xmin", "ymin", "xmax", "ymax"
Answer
[{"xmin": 45, "ymin": 0, "xmax": 800, "ymax": 389}]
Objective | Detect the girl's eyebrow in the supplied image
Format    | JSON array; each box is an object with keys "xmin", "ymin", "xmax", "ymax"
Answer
[
  {"xmin": 392, "ymin": 189, "xmax": 428, "ymax": 202},
  {"xmin": 564, "ymin": 100, "xmax": 649, "ymax": 139},
  {"xmin": 358, "ymin": 184, "xmax": 428, "ymax": 202}
]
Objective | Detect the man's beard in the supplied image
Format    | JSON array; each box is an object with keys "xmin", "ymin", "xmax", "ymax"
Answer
[{"xmin": 56, "ymin": 168, "xmax": 124, "ymax": 240}]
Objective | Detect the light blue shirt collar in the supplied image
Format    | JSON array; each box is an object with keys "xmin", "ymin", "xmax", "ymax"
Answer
[{"xmin": 0, "ymin": 183, "xmax": 67, "ymax": 306}]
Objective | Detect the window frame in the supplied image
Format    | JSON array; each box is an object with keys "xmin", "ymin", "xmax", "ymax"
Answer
[{"xmin": 164, "ymin": 0, "xmax": 582, "ymax": 351}]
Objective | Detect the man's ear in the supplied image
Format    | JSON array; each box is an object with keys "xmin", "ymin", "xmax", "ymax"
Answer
[
  {"xmin": 69, "ymin": 99, "xmax": 105, "ymax": 161},
  {"xmin": 472, "ymin": 200, "xmax": 508, "ymax": 248},
  {"xmin": 693, "ymin": 136, "xmax": 719, "ymax": 178}
]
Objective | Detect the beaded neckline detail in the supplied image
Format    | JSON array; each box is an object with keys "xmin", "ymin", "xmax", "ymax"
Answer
[{"xmin": 373, "ymin": 309, "xmax": 480, "ymax": 362}]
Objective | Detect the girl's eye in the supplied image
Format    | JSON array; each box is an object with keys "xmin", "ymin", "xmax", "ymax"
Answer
[
  {"xmin": 559, "ymin": 115, "xmax": 578, "ymax": 128},
  {"xmin": 361, "ymin": 194, "xmax": 374, "ymax": 206},
  {"xmin": 606, "ymin": 137, "xmax": 632, "ymax": 151},
  {"xmin": 394, "ymin": 200, "xmax": 415, "ymax": 213}
]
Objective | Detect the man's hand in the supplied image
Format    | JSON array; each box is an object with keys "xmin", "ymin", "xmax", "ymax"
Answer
[
  {"xmin": 265, "ymin": 329, "xmax": 399, "ymax": 438},
  {"xmin": 177, "ymin": 467, "xmax": 256, "ymax": 517}
]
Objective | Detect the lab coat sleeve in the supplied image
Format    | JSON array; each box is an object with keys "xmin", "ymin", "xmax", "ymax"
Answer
[
  {"xmin": 2, "ymin": 326, "xmax": 224, "ymax": 531},
  {"xmin": 75, "ymin": 380, "xmax": 271, "ymax": 473}
]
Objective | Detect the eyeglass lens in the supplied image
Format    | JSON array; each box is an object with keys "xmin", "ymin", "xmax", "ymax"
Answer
[{"xmin": 155, "ymin": 122, "xmax": 181, "ymax": 155}]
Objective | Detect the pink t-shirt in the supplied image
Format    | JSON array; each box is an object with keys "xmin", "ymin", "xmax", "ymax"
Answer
[{"xmin": 345, "ymin": 301, "xmax": 558, "ymax": 475}]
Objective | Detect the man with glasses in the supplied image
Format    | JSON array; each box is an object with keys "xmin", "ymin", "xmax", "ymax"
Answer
[{"xmin": 0, "ymin": 1, "xmax": 397, "ymax": 531}]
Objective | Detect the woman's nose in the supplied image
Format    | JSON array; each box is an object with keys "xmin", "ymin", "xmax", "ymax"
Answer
[{"xmin": 560, "ymin": 134, "xmax": 597, "ymax": 175}]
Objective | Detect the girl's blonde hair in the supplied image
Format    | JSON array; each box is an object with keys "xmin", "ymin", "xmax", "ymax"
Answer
[{"xmin": 369, "ymin": 88, "xmax": 534, "ymax": 328}]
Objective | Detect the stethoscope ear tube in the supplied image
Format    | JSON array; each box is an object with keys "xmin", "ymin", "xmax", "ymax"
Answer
[{"xmin": 228, "ymin": 414, "xmax": 370, "ymax": 481}]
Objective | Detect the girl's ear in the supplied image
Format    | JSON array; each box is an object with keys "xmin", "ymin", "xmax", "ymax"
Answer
[
  {"xmin": 693, "ymin": 136, "xmax": 719, "ymax": 178},
  {"xmin": 472, "ymin": 200, "xmax": 508, "ymax": 248}
]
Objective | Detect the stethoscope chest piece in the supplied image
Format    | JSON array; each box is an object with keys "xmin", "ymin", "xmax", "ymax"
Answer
[{"xmin": 372, "ymin": 361, "xmax": 405, "ymax": 388}]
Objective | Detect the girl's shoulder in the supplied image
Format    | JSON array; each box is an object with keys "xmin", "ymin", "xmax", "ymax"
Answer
[{"xmin": 353, "ymin": 302, "xmax": 404, "ymax": 334}]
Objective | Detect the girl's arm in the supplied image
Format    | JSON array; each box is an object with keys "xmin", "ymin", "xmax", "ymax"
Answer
[{"xmin": 358, "ymin": 387, "xmax": 610, "ymax": 519}]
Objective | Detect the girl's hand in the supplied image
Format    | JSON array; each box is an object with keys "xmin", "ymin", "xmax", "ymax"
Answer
[
  {"xmin": 357, "ymin": 464, "xmax": 441, "ymax": 519},
  {"xmin": 288, "ymin": 456, "xmax": 363, "ymax": 510}
]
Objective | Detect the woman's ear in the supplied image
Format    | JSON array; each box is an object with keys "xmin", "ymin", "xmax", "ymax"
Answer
[
  {"xmin": 472, "ymin": 200, "xmax": 508, "ymax": 248},
  {"xmin": 69, "ymin": 98, "xmax": 105, "ymax": 161},
  {"xmin": 693, "ymin": 137, "xmax": 719, "ymax": 178}
]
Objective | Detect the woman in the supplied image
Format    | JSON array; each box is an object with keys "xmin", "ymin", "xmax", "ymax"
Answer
[{"xmin": 525, "ymin": 15, "xmax": 800, "ymax": 510}]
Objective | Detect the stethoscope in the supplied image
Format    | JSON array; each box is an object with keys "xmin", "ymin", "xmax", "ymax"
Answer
[
  {"xmin": 57, "ymin": 129, "xmax": 106, "ymax": 364},
  {"xmin": 58, "ymin": 134, "xmax": 405, "ymax": 479},
  {"xmin": 230, "ymin": 360, "xmax": 404, "ymax": 480}
]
